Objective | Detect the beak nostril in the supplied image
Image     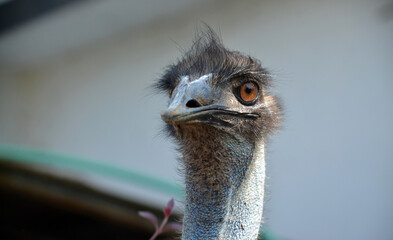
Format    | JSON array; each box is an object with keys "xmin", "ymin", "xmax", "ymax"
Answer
[{"xmin": 186, "ymin": 99, "xmax": 202, "ymax": 108}]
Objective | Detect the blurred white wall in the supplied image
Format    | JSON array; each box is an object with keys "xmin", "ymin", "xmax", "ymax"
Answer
[{"xmin": 0, "ymin": 0, "xmax": 392, "ymax": 239}]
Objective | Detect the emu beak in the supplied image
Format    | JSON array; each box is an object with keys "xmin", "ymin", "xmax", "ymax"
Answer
[{"xmin": 161, "ymin": 74, "xmax": 216, "ymax": 124}]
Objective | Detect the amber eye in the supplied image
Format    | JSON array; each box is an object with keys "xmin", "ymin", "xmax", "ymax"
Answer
[{"xmin": 238, "ymin": 82, "xmax": 259, "ymax": 104}]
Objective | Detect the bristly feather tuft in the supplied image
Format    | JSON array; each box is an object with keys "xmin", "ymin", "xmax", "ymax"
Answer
[{"xmin": 154, "ymin": 27, "xmax": 272, "ymax": 95}]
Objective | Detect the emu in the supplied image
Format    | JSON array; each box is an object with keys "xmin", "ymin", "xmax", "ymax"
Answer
[{"xmin": 156, "ymin": 29, "xmax": 282, "ymax": 239}]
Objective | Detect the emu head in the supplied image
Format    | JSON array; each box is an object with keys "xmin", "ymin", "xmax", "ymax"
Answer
[{"xmin": 157, "ymin": 31, "xmax": 281, "ymax": 142}]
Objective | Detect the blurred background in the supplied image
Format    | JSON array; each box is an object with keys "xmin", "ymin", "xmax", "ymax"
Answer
[{"xmin": 0, "ymin": 0, "xmax": 392, "ymax": 239}]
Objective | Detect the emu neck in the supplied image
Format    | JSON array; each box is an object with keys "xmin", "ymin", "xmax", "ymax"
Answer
[{"xmin": 180, "ymin": 127, "xmax": 265, "ymax": 239}]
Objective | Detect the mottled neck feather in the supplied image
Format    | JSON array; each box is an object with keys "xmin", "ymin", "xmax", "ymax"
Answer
[{"xmin": 179, "ymin": 125, "xmax": 265, "ymax": 240}]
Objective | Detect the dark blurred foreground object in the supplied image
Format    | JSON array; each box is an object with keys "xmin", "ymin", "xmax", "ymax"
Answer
[
  {"xmin": 0, "ymin": 0, "xmax": 82, "ymax": 35},
  {"xmin": 0, "ymin": 161, "xmax": 178, "ymax": 240}
]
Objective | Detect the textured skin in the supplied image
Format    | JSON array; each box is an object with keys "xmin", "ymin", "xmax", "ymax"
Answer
[{"xmin": 177, "ymin": 124, "xmax": 265, "ymax": 239}]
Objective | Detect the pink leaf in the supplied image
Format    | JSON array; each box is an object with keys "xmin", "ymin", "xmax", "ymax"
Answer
[
  {"xmin": 138, "ymin": 211, "xmax": 158, "ymax": 229},
  {"xmin": 163, "ymin": 198, "xmax": 175, "ymax": 218},
  {"xmin": 162, "ymin": 222, "xmax": 183, "ymax": 233}
]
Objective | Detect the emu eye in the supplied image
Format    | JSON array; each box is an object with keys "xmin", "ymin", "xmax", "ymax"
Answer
[{"xmin": 237, "ymin": 82, "xmax": 259, "ymax": 105}]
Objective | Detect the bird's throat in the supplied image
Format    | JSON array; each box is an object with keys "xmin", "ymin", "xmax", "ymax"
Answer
[{"xmin": 178, "ymin": 126, "xmax": 265, "ymax": 239}]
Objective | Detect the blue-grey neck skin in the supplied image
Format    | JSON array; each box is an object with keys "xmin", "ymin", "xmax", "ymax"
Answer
[{"xmin": 182, "ymin": 135, "xmax": 266, "ymax": 240}]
